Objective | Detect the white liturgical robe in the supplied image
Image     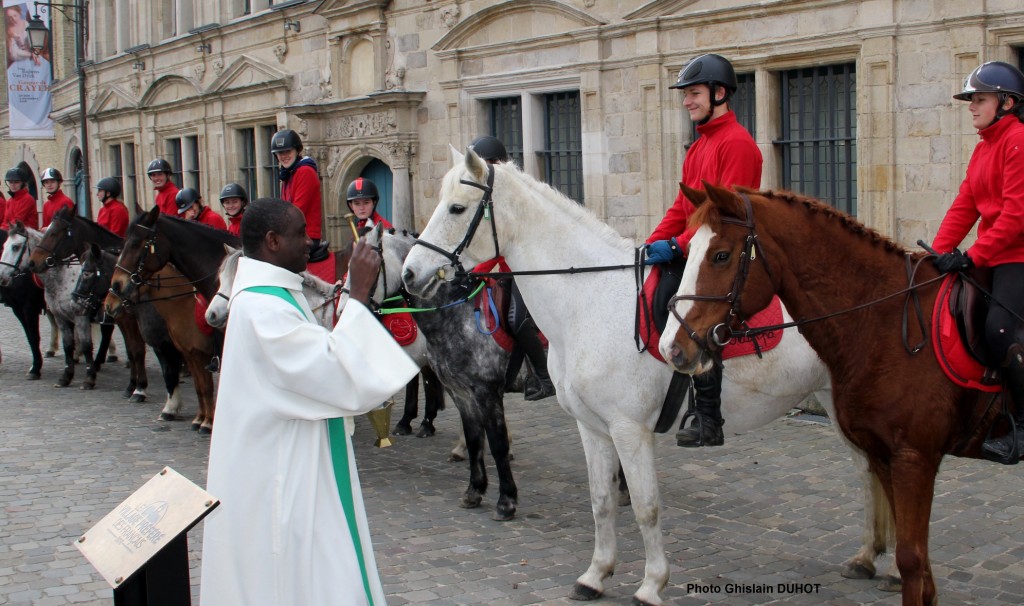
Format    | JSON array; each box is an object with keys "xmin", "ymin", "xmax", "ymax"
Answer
[{"xmin": 200, "ymin": 257, "xmax": 418, "ymax": 606}]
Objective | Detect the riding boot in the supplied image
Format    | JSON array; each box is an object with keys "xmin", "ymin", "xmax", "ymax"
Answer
[
  {"xmin": 515, "ymin": 317, "xmax": 556, "ymax": 401},
  {"xmin": 982, "ymin": 344, "xmax": 1024, "ymax": 464},
  {"xmin": 205, "ymin": 331, "xmax": 224, "ymax": 373},
  {"xmin": 676, "ymin": 361, "xmax": 725, "ymax": 447}
]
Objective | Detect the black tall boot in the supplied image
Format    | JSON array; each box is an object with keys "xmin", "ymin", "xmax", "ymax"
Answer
[
  {"xmin": 982, "ymin": 344, "xmax": 1024, "ymax": 464},
  {"xmin": 515, "ymin": 317, "xmax": 556, "ymax": 401},
  {"xmin": 205, "ymin": 331, "xmax": 224, "ymax": 373},
  {"xmin": 676, "ymin": 361, "xmax": 725, "ymax": 447}
]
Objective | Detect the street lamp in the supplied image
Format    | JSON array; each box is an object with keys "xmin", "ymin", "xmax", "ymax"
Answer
[{"xmin": 26, "ymin": 1, "xmax": 91, "ymax": 215}]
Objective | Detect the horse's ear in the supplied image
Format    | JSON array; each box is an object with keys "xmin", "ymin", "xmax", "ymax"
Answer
[
  {"xmin": 465, "ymin": 146, "xmax": 488, "ymax": 182},
  {"xmin": 146, "ymin": 205, "xmax": 160, "ymax": 223},
  {"xmin": 449, "ymin": 144, "xmax": 464, "ymax": 165},
  {"xmin": 11, "ymin": 220, "xmax": 24, "ymax": 234},
  {"xmin": 223, "ymin": 243, "xmax": 235, "ymax": 256},
  {"xmin": 89, "ymin": 242, "xmax": 101, "ymax": 258},
  {"xmin": 702, "ymin": 182, "xmax": 745, "ymax": 219},
  {"xmin": 681, "ymin": 183, "xmax": 707, "ymax": 207}
]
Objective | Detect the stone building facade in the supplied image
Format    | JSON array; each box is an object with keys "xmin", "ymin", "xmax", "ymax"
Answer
[{"xmin": 6, "ymin": 0, "xmax": 1024, "ymax": 249}]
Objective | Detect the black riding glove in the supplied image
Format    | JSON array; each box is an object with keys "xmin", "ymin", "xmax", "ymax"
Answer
[{"xmin": 933, "ymin": 249, "xmax": 973, "ymax": 274}]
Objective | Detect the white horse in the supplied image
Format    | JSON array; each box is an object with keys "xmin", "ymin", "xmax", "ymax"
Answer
[{"xmin": 402, "ymin": 149, "xmax": 893, "ymax": 605}]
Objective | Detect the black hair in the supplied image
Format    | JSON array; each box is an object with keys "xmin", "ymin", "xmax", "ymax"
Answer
[{"xmin": 241, "ymin": 197, "xmax": 297, "ymax": 257}]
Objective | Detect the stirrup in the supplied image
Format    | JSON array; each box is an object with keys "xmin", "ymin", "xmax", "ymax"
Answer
[{"xmin": 981, "ymin": 412, "xmax": 1021, "ymax": 466}]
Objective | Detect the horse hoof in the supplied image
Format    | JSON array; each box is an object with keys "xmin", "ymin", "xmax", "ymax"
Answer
[
  {"xmin": 129, "ymin": 394, "xmax": 146, "ymax": 403},
  {"xmin": 841, "ymin": 562, "xmax": 875, "ymax": 580},
  {"xmin": 448, "ymin": 453, "xmax": 466, "ymax": 463},
  {"xmin": 459, "ymin": 494, "xmax": 483, "ymax": 509},
  {"xmin": 106, "ymin": 355, "xmax": 118, "ymax": 363},
  {"xmin": 392, "ymin": 423, "xmax": 412, "ymax": 436},
  {"xmin": 492, "ymin": 504, "xmax": 516, "ymax": 522},
  {"xmin": 877, "ymin": 575, "xmax": 902, "ymax": 593},
  {"xmin": 198, "ymin": 426, "xmax": 212, "ymax": 436},
  {"xmin": 191, "ymin": 423, "xmax": 201, "ymax": 431},
  {"xmin": 55, "ymin": 380, "xmax": 71, "ymax": 388},
  {"xmin": 45, "ymin": 351, "xmax": 55, "ymax": 358},
  {"xmin": 159, "ymin": 413, "xmax": 176, "ymax": 422},
  {"xmin": 630, "ymin": 598, "xmax": 659, "ymax": 606},
  {"xmin": 416, "ymin": 425, "xmax": 436, "ymax": 438},
  {"xmin": 569, "ymin": 583, "xmax": 602, "ymax": 601},
  {"xmin": 122, "ymin": 388, "xmax": 133, "ymax": 399},
  {"xmin": 81, "ymin": 383, "xmax": 95, "ymax": 391},
  {"xmin": 27, "ymin": 372, "xmax": 41, "ymax": 380}
]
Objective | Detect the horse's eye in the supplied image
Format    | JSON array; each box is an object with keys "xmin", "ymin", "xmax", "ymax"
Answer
[
  {"xmin": 449, "ymin": 204, "xmax": 467, "ymax": 215},
  {"xmin": 713, "ymin": 251, "xmax": 730, "ymax": 264}
]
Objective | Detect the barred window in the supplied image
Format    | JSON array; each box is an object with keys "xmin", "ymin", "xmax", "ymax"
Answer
[
  {"xmin": 238, "ymin": 128, "xmax": 257, "ymax": 200},
  {"xmin": 164, "ymin": 138, "xmax": 184, "ymax": 189},
  {"xmin": 774, "ymin": 63, "xmax": 857, "ymax": 216},
  {"xmin": 124, "ymin": 143, "xmax": 137, "ymax": 211},
  {"xmin": 541, "ymin": 91, "xmax": 583, "ymax": 204},
  {"xmin": 690, "ymin": 72, "xmax": 756, "ymax": 141},
  {"xmin": 185, "ymin": 136, "xmax": 200, "ymax": 190},
  {"xmin": 488, "ymin": 97, "xmax": 524, "ymax": 167},
  {"xmin": 261, "ymin": 124, "xmax": 281, "ymax": 199},
  {"xmin": 109, "ymin": 144, "xmax": 124, "ymax": 196}
]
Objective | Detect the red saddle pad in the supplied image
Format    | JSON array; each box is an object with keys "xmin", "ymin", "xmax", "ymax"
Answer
[{"xmin": 932, "ymin": 274, "xmax": 1001, "ymax": 393}]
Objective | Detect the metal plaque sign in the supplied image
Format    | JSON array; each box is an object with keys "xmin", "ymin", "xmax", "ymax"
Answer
[{"xmin": 74, "ymin": 467, "xmax": 219, "ymax": 588}]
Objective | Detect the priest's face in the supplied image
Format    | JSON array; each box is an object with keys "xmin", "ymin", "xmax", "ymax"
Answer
[{"xmin": 271, "ymin": 206, "xmax": 312, "ymax": 273}]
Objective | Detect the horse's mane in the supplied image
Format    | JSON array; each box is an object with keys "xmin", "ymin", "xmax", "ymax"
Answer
[
  {"xmin": 689, "ymin": 188, "xmax": 908, "ymax": 256},
  {"xmin": 159, "ymin": 215, "xmax": 242, "ymax": 247},
  {"xmin": 494, "ymin": 162, "xmax": 632, "ymax": 250},
  {"xmin": 74, "ymin": 213, "xmax": 122, "ymax": 241}
]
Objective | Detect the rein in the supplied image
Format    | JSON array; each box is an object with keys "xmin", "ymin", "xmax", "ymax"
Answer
[{"xmin": 669, "ymin": 193, "xmax": 945, "ymax": 356}]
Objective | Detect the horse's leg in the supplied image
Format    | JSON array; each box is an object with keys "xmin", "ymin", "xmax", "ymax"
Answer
[
  {"xmin": 570, "ymin": 424, "xmax": 621, "ymax": 602},
  {"xmin": 83, "ymin": 322, "xmax": 114, "ymax": 390},
  {"xmin": 120, "ymin": 318, "xmax": 148, "ymax": 402},
  {"xmin": 888, "ymin": 453, "xmax": 939, "ymax": 606},
  {"xmin": 75, "ymin": 316, "xmax": 95, "ymax": 380},
  {"xmin": 617, "ymin": 463, "xmax": 630, "ymax": 507},
  {"xmin": 45, "ymin": 308, "xmax": 57, "ymax": 357},
  {"xmin": 55, "ymin": 318, "xmax": 76, "ymax": 387},
  {"xmin": 610, "ymin": 421, "xmax": 667, "ymax": 606},
  {"xmin": 481, "ymin": 392, "xmax": 517, "ymax": 521},
  {"xmin": 156, "ymin": 345, "xmax": 184, "ymax": 420},
  {"xmin": 12, "ymin": 302, "xmax": 43, "ymax": 379},
  {"xmin": 393, "ymin": 375, "xmax": 418, "ymax": 436},
  {"xmin": 193, "ymin": 339, "xmax": 218, "ymax": 434},
  {"xmin": 454, "ymin": 398, "xmax": 488, "ymax": 509},
  {"xmin": 842, "ymin": 459, "xmax": 897, "ymax": 580},
  {"xmin": 418, "ymin": 366, "xmax": 444, "ymax": 438}
]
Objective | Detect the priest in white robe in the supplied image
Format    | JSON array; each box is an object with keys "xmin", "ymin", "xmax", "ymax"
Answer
[{"xmin": 200, "ymin": 197, "xmax": 418, "ymax": 606}]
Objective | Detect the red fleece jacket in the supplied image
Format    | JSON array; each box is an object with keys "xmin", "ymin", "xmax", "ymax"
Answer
[{"xmin": 2, "ymin": 188, "xmax": 38, "ymax": 230}]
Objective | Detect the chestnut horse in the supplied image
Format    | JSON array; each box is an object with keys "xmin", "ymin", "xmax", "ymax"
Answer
[{"xmin": 663, "ymin": 184, "xmax": 1012, "ymax": 606}]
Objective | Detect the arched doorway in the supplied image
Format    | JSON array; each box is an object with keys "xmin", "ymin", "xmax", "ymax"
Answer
[{"xmin": 360, "ymin": 159, "xmax": 393, "ymax": 223}]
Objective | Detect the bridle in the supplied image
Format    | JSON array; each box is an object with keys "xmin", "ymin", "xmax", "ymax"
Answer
[
  {"xmin": 667, "ymin": 193, "xmax": 773, "ymax": 355},
  {"xmin": 0, "ymin": 231, "xmax": 29, "ymax": 278},
  {"xmin": 33, "ymin": 213, "xmax": 77, "ymax": 268},
  {"xmin": 108, "ymin": 221, "xmax": 194, "ymax": 307},
  {"xmin": 411, "ymin": 163, "xmax": 499, "ymax": 282}
]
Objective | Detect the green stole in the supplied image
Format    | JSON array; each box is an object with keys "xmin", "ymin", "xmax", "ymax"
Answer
[{"xmin": 243, "ymin": 286, "xmax": 374, "ymax": 605}]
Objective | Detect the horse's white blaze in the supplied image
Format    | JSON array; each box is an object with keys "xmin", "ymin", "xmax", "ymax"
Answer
[
  {"xmin": 0, "ymin": 232, "xmax": 28, "ymax": 285},
  {"xmin": 659, "ymin": 224, "xmax": 714, "ymax": 372},
  {"xmin": 401, "ymin": 150, "xmax": 892, "ymax": 604}
]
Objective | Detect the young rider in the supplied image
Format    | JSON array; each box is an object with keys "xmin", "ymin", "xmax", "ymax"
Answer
[
  {"xmin": 932, "ymin": 61, "xmax": 1024, "ymax": 464},
  {"xmin": 40, "ymin": 168, "xmax": 75, "ymax": 229},
  {"xmin": 2, "ymin": 166, "xmax": 37, "ymax": 230},
  {"xmin": 94, "ymin": 177, "xmax": 129, "ymax": 238},
  {"xmin": 470, "ymin": 135, "xmax": 556, "ymax": 401},
  {"xmin": 175, "ymin": 188, "xmax": 228, "ymax": 231},
  {"xmin": 147, "ymin": 158, "xmax": 179, "ymax": 216},
  {"xmin": 271, "ymin": 129, "xmax": 325, "ymax": 260},
  {"xmin": 346, "ymin": 177, "xmax": 393, "ymax": 231},
  {"xmin": 219, "ymin": 183, "xmax": 248, "ymax": 237},
  {"xmin": 644, "ymin": 53, "xmax": 763, "ymax": 447}
]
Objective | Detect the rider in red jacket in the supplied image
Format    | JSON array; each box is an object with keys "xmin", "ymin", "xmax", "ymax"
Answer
[
  {"xmin": 175, "ymin": 188, "xmax": 228, "ymax": 231},
  {"xmin": 932, "ymin": 61, "xmax": 1024, "ymax": 464},
  {"xmin": 271, "ymin": 129, "xmax": 323, "ymax": 245},
  {"xmin": 346, "ymin": 177, "xmax": 393, "ymax": 231},
  {"xmin": 40, "ymin": 168, "xmax": 75, "ymax": 228},
  {"xmin": 148, "ymin": 159, "xmax": 180, "ymax": 215},
  {"xmin": 644, "ymin": 54, "xmax": 763, "ymax": 448},
  {"xmin": 2, "ymin": 167, "xmax": 38, "ymax": 230},
  {"xmin": 219, "ymin": 183, "xmax": 248, "ymax": 237},
  {"xmin": 95, "ymin": 177, "xmax": 129, "ymax": 237}
]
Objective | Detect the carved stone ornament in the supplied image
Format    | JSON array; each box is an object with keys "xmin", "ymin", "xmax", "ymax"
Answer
[
  {"xmin": 193, "ymin": 62, "xmax": 206, "ymax": 81},
  {"xmin": 441, "ymin": 5, "xmax": 460, "ymax": 29},
  {"xmin": 384, "ymin": 141, "xmax": 411, "ymax": 168},
  {"xmin": 297, "ymin": 119, "xmax": 308, "ymax": 138},
  {"xmin": 326, "ymin": 147, "xmax": 342, "ymax": 179},
  {"xmin": 325, "ymin": 111, "xmax": 398, "ymax": 139},
  {"xmin": 273, "ymin": 44, "xmax": 287, "ymax": 64},
  {"xmin": 385, "ymin": 66, "xmax": 406, "ymax": 90},
  {"xmin": 129, "ymin": 74, "xmax": 140, "ymax": 96},
  {"xmin": 212, "ymin": 58, "xmax": 225, "ymax": 77}
]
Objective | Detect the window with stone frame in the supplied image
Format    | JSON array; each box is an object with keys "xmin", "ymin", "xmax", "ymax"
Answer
[
  {"xmin": 488, "ymin": 97, "xmax": 524, "ymax": 167},
  {"xmin": 238, "ymin": 128, "xmax": 258, "ymax": 201},
  {"xmin": 773, "ymin": 63, "xmax": 857, "ymax": 216},
  {"xmin": 164, "ymin": 138, "xmax": 184, "ymax": 189},
  {"xmin": 690, "ymin": 72, "xmax": 756, "ymax": 142}
]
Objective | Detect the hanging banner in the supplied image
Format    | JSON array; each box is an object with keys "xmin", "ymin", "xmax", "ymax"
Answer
[{"xmin": 4, "ymin": 1, "xmax": 53, "ymax": 138}]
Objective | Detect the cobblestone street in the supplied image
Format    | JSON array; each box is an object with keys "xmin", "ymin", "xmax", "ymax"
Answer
[{"xmin": 2, "ymin": 304, "xmax": 1023, "ymax": 605}]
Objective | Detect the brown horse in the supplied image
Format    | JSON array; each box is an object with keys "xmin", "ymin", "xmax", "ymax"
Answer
[{"xmin": 663, "ymin": 183, "xmax": 1011, "ymax": 606}]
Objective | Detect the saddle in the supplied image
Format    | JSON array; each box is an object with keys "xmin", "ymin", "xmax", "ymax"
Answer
[{"xmin": 932, "ymin": 271, "xmax": 1001, "ymax": 392}]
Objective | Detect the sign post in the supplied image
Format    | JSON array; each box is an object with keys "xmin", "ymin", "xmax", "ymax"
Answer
[{"xmin": 75, "ymin": 467, "xmax": 219, "ymax": 606}]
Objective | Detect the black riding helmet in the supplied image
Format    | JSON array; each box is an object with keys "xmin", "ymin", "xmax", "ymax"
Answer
[
  {"xmin": 147, "ymin": 158, "xmax": 173, "ymax": 175},
  {"xmin": 219, "ymin": 183, "xmax": 248, "ymax": 205},
  {"xmin": 270, "ymin": 129, "xmax": 303, "ymax": 154},
  {"xmin": 470, "ymin": 135, "xmax": 510, "ymax": 163},
  {"xmin": 95, "ymin": 177, "xmax": 121, "ymax": 199},
  {"xmin": 5, "ymin": 167, "xmax": 28, "ymax": 183},
  {"xmin": 670, "ymin": 53, "xmax": 738, "ymax": 107},
  {"xmin": 954, "ymin": 62, "xmax": 1024, "ymax": 126},
  {"xmin": 346, "ymin": 177, "xmax": 379, "ymax": 213},
  {"xmin": 175, "ymin": 187, "xmax": 201, "ymax": 214},
  {"xmin": 40, "ymin": 167, "xmax": 63, "ymax": 182}
]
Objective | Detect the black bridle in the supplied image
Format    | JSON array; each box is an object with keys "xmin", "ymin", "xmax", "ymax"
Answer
[
  {"xmin": 0, "ymin": 231, "xmax": 29, "ymax": 278},
  {"xmin": 411, "ymin": 163, "xmax": 499, "ymax": 281},
  {"xmin": 667, "ymin": 193, "xmax": 773, "ymax": 355},
  {"xmin": 33, "ymin": 213, "xmax": 77, "ymax": 269}
]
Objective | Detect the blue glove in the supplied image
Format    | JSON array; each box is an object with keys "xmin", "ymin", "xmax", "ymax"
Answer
[
  {"xmin": 933, "ymin": 249, "xmax": 973, "ymax": 274},
  {"xmin": 644, "ymin": 238, "xmax": 683, "ymax": 265}
]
